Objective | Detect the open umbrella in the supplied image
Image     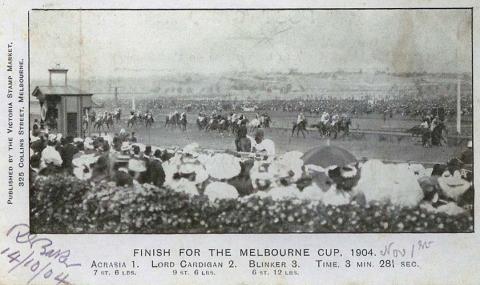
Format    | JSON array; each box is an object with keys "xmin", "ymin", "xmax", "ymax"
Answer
[
  {"xmin": 302, "ymin": 145, "xmax": 357, "ymax": 168},
  {"xmin": 302, "ymin": 146, "xmax": 358, "ymax": 191}
]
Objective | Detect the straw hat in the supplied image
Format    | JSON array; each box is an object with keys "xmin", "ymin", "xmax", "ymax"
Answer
[
  {"xmin": 204, "ymin": 182, "xmax": 238, "ymax": 201},
  {"xmin": 183, "ymin": 142, "xmax": 200, "ymax": 157},
  {"xmin": 73, "ymin": 165, "xmax": 92, "ymax": 180},
  {"xmin": 128, "ymin": 158, "xmax": 147, "ymax": 173},
  {"xmin": 72, "ymin": 153, "xmax": 99, "ymax": 167},
  {"xmin": 205, "ymin": 153, "xmax": 241, "ymax": 179},
  {"xmin": 121, "ymin": 141, "xmax": 131, "ymax": 152},
  {"xmin": 48, "ymin": 134, "xmax": 57, "ymax": 142}
]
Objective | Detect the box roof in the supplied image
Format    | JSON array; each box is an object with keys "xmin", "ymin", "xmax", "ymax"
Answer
[{"xmin": 32, "ymin": 85, "xmax": 93, "ymax": 97}]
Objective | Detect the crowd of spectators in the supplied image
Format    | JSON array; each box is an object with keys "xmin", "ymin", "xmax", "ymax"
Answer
[{"xmin": 102, "ymin": 95, "xmax": 472, "ymax": 121}]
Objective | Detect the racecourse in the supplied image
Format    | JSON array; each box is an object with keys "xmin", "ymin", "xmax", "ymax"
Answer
[{"xmin": 89, "ymin": 109, "xmax": 470, "ymax": 164}]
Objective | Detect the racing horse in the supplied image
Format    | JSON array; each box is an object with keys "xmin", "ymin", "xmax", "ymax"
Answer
[
  {"xmin": 179, "ymin": 112, "xmax": 187, "ymax": 131},
  {"xmin": 258, "ymin": 114, "xmax": 272, "ymax": 128},
  {"xmin": 248, "ymin": 118, "xmax": 262, "ymax": 133},
  {"xmin": 127, "ymin": 112, "xmax": 137, "ymax": 128},
  {"xmin": 98, "ymin": 112, "xmax": 115, "ymax": 131},
  {"xmin": 312, "ymin": 117, "xmax": 351, "ymax": 139},
  {"xmin": 165, "ymin": 111, "xmax": 180, "ymax": 128},
  {"xmin": 197, "ymin": 115, "xmax": 208, "ymax": 130},
  {"xmin": 312, "ymin": 121, "xmax": 330, "ymax": 137},
  {"xmin": 114, "ymin": 108, "xmax": 122, "ymax": 123},
  {"xmin": 206, "ymin": 115, "xmax": 229, "ymax": 132},
  {"xmin": 291, "ymin": 119, "xmax": 308, "ymax": 138},
  {"xmin": 330, "ymin": 117, "xmax": 351, "ymax": 139},
  {"xmin": 431, "ymin": 120, "xmax": 448, "ymax": 146},
  {"xmin": 93, "ymin": 116, "xmax": 107, "ymax": 133},
  {"xmin": 145, "ymin": 112, "xmax": 154, "ymax": 128},
  {"xmin": 105, "ymin": 113, "xmax": 114, "ymax": 129}
]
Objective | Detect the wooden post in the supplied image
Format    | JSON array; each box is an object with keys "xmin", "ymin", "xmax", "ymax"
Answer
[
  {"xmin": 456, "ymin": 78, "xmax": 461, "ymax": 134},
  {"xmin": 115, "ymin": 87, "xmax": 118, "ymax": 107}
]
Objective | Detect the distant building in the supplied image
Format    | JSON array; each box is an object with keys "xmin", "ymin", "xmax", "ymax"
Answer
[{"xmin": 32, "ymin": 67, "xmax": 93, "ymax": 137}]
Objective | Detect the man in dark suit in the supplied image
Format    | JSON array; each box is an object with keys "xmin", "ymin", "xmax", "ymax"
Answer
[
  {"xmin": 61, "ymin": 136, "xmax": 77, "ymax": 172},
  {"xmin": 147, "ymin": 150, "xmax": 166, "ymax": 187},
  {"xmin": 235, "ymin": 123, "xmax": 251, "ymax": 152}
]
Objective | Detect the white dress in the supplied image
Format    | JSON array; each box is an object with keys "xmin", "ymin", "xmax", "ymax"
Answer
[{"xmin": 353, "ymin": 160, "xmax": 423, "ymax": 207}]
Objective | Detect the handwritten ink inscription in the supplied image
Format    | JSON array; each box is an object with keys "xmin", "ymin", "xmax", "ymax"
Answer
[
  {"xmin": 380, "ymin": 240, "xmax": 434, "ymax": 258},
  {"xmin": 2, "ymin": 223, "xmax": 82, "ymax": 285}
]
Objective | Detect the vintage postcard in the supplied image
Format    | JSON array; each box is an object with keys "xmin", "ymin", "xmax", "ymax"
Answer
[{"xmin": 1, "ymin": 1, "xmax": 479, "ymax": 284}]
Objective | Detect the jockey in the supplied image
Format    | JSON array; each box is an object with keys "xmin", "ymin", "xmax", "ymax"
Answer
[
  {"xmin": 297, "ymin": 112, "xmax": 305, "ymax": 125},
  {"xmin": 331, "ymin": 114, "xmax": 339, "ymax": 126},
  {"xmin": 420, "ymin": 119, "xmax": 429, "ymax": 130},
  {"xmin": 228, "ymin": 113, "xmax": 234, "ymax": 122},
  {"xmin": 430, "ymin": 116, "xmax": 438, "ymax": 131},
  {"xmin": 320, "ymin": 112, "xmax": 330, "ymax": 124}
]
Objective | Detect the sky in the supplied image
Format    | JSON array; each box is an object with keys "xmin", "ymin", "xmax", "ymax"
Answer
[{"xmin": 30, "ymin": 9, "xmax": 472, "ymax": 82}]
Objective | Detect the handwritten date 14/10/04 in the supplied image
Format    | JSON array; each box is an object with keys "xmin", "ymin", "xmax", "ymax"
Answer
[
  {"xmin": 2, "ymin": 224, "xmax": 82, "ymax": 285},
  {"xmin": 1, "ymin": 247, "xmax": 71, "ymax": 285}
]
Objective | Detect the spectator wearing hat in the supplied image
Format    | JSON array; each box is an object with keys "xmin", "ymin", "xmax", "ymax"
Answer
[
  {"xmin": 459, "ymin": 140, "xmax": 473, "ymax": 165},
  {"xmin": 32, "ymin": 119, "xmax": 40, "ymax": 137},
  {"xmin": 119, "ymin": 129, "xmax": 128, "ymax": 142},
  {"xmin": 420, "ymin": 119, "xmax": 430, "ymax": 148},
  {"xmin": 129, "ymin": 132, "xmax": 137, "ymax": 143},
  {"xmin": 145, "ymin": 149, "xmax": 166, "ymax": 187},
  {"xmin": 251, "ymin": 129, "xmax": 275, "ymax": 157},
  {"xmin": 128, "ymin": 145, "xmax": 147, "ymax": 182},
  {"xmin": 40, "ymin": 137, "xmax": 63, "ymax": 169},
  {"xmin": 61, "ymin": 136, "xmax": 77, "ymax": 172},
  {"xmin": 114, "ymin": 168, "xmax": 133, "ymax": 187},
  {"xmin": 131, "ymin": 145, "xmax": 142, "ymax": 158},
  {"xmin": 30, "ymin": 134, "xmax": 46, "ymax": 154},
  {"xmin": 91, "ymin": 154, "xmax": 109, "ymax": 183},
  {"xmin": 144, "ymin": 145, "xmax": 152, "ymax": 158},
  {"xmin": 112, "ymin": 135, "xmax": 122, "ymax": 152},
  {"xmin": 234, "ymin": 123, "xmax": 251, "ymax": 152}
]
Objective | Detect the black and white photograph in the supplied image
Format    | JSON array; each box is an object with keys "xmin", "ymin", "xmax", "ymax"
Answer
[{"xmin": 28, "ymin": 9, "xmax": 473, "ymax": 234}]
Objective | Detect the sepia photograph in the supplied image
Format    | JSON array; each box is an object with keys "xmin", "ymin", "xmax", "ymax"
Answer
[{"xmin": 28, "ymin": 9, "xmax": 473, "ymax": 234}]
